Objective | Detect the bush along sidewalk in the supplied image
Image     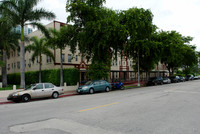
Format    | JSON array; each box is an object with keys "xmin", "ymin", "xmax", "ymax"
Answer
[{"xmin": 1, "ymin": 68, "xmax": 80, "ymax": 86}]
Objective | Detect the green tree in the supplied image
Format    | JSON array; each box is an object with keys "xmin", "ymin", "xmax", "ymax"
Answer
[
  {"xmin": 25, "ymin": 36, "xmax": 54, "ymax": 83},
  {"xmin": 66, "ymin": 0, "xmax": 126, "ymax": 80},
  {"xmin": 0, "ymin": 16, "xmax": 20, "ymax": 87},
  {"xmin": 122, "ymin": 8, "xmax": 158, "ymax": 78},
  {"xmin": 157, "ymin": 31, "xmax": 193, "ymax": 75},
  {"xmin": 48, "ymin": 26, "xmax": 75, "ymax": 86},
  {"xmin": 181, "ymin": 44, "xmax": 198, "ymax": 75},
  {"xmin": 0, "ymin": 0, "xmax": 55, "ymax": 88}
]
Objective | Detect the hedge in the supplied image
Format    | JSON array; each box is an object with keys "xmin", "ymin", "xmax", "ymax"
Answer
[{"xmin": 3, "ymin": 68, "xmax": 79, "ymax": 86}]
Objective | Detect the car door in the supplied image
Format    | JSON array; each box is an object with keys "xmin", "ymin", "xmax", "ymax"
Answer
[
  {"xmin": 31, "ymin": 83, "xmax": 45, "ymax": 99},
  {"xmin": 99, "ymin": 81, "xmax": 106, "ymax": 91},
  {"xmin": 93, "ymin": 81, "xmax": 101, "ymax": 91},
  {"xmin": 44, "ymin": 83, "xmax": 55, "ymax": 97}
]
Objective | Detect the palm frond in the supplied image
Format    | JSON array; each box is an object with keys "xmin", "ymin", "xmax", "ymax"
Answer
[{"xmin": 28, "ymin": 22, "xmax": 50, "ymax": 38}]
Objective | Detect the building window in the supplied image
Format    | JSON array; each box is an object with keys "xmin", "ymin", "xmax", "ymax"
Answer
[
  {"xmin": 115, "ymin": 60, "xmax": 118, "ymax": 66},
  {"xmin": 28, "ymin": 59, "xmax": 31, "ymax": 67},
  {"xmin": 17, "ymin": 62, "xmax": 20, "ymax": 69},
  {"xmin": 17, "ymin": 51, "xmax": 20, "ymax": 56},
  {"xmin": 36, "ymin": 57, "xmax": 39, "ymax": 63},
  {"xmin": 76, "ymin": 55, "xmax": 78, "ymax": 61},
  {"xmin": 112, "ymin": 59, "xmax": 115, "ymax": 66},
  {"xmin": 61, "ymin": 54, "xmax": 65, "ymax": 62},
  {"xmin": 46, "ymin": 56, "xmax": 52, "ymax": 63},
  {"xmin": 7, "ymin": 64, "xmax": 10, "ymax": 70},
  {"xmin": 12, "ymin": 63, "xmax": 13, "ymax": 69},
  {"xmin": 68, "ymin": 54, "xmax": 72, "ymax": 63},
  {"xmin": 14, "ymin": 63, "xmax": 16, "ymax": 68}
]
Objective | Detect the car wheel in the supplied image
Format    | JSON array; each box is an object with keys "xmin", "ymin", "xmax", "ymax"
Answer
[
  {"xmin": 52, "ymin": 92, "xmax": 59, "ymax": 99},
  {"xmin": 105, "ymin": 86, "xmax": 110, "ymax": 92},
  {"xmin": 89, "ymin": 88, "xmax": 94, "ymax": 94},
  {"xmin": 22, "ymin": 94, "xmax": 31, "ymax": 102},
  {"xmin": 120, "ymin": 85, "xmax": 125, "ymax": 90}
]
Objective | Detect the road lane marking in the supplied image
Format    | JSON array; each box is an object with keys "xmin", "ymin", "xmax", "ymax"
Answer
[{"xmin": 79, "ymin": 102, "xmax": 119, "ymax": 112}]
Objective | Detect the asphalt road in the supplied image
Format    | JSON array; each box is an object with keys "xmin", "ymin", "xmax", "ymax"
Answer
[{"xmin": 1, "ymin": 80, "xmax": 200, "ymax": 134}]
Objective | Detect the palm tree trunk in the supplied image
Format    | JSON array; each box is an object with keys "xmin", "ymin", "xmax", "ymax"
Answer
[
  {"xmin": 20, "ymin": 26, "xmax": 25, "ymax": 89},
  {"xmin": 2, "ymin": 50, "xmax": 7, "ymax": 87},
  {"xmin": 60, "ymin": 49, "xmax": 64, "ymax": 86},
  {"xmin": 39, "ymin": 55, "xmax": 42, "ymax": 83}
]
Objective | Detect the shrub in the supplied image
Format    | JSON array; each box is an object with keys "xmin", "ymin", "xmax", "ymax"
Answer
[{"xmin": 3, "ymin": 68, "xmax": 79, "ymax": 86}]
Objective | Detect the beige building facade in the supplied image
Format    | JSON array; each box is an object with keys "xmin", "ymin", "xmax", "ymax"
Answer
[{"xmin": 5, "ymin": 21, "xmax": 168, "ymax": 83}]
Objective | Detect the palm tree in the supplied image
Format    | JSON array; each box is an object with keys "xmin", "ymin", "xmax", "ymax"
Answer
[
  {"xmin": 26, "ymin": 36, "xmax": 54, "ymax": 83},
  {"xmin": 48, "ymin": 26, "xmax": 75, "ymax": 86},
  {"xmin": 0, "ymin": 0, "xmax": 55, "ymax": 88},
  {"xmin": 0, "ymin": 16, "xmax": 20, "ymax": 87}
]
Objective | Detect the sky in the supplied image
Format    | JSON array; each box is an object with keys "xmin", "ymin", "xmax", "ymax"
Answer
[{"xmin": 38, "ymin": 0, "xmax": 200, "ymax": 51}]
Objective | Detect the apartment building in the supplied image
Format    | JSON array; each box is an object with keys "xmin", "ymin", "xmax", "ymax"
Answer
[{"xmin": 6, "ymin": 21, "xmax": 168, "ymax": 83}]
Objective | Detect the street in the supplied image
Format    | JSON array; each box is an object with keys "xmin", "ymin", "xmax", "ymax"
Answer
[{"xmin": 0, "ymin": 80, "xmax": 200, "ymax": 134}]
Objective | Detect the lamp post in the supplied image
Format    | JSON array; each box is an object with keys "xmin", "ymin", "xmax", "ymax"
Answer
[{"xmin": 137, "ymin": 52, "xmax": 140, "ymax": 87}]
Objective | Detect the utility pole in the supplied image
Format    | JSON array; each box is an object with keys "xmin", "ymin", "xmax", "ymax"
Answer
[{"xmin": 138, "ymin": 52, "xmax": 140, "ymax": 87}]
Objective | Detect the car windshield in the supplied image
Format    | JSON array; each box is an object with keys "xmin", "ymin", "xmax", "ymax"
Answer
[
  {"xmin": 25, "ymin": 84, "xmax": 36, "ymax": 90},
  {"xmin": 85, "ymin": 81, "xmax": 93, "ymax": 85}
]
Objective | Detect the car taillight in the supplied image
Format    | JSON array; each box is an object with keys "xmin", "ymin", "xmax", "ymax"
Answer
[{"xmin": 62, "ymin": 89, "xmax": 64, "ymax": 91}]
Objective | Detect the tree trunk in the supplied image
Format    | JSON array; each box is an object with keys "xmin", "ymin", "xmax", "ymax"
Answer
[
  {"xmin": 2, "ymin": 50, "xmax": 7, "ymax": 87},
  {"xmin": 39, "ymin": 55, "xmax": 42, "ymax": 83},
  {"xmin": 60, "ymin": 49, "xmax": 64, "ymax": 86},
  {"xmin": 20, "ymin": 26, "xmax": 25, "ymax": 89},
  {"xmin": 146, "ymin": 71, "xmax": 150, "ymax": 81}
]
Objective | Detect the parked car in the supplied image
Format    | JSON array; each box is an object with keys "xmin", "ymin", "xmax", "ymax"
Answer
[
  {"xmin": 169, "ymin": 76, "xmax": 180, "ymax": 83},
  {"xmin": 194, "ymin": 76, "xmax": 200, "ymax": 80},
  {"xmin": 179, "ymin": 76, "xmax": 185, "ymax": 82},
  {"xmin": 185, "ymin": 75, "xmax": 194, "ymax": 81},
  {"xmin": 76, "ymin": 80, "xmax": 111, "ymax": 94},
  {"xmin": 7, "ymin": 83, "xmax": 64, "ymax": 103},
  {"xmin": 163, "ymin": 77, "xmax": 171, "ymax": 84},
  {"xmin": 146, "ymin": 76, "xmax": 163, "ymax": 86}
]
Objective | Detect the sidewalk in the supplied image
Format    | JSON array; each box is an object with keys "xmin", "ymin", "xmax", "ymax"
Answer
[{"xmin": 0, "ymin": 89, "xmax": 77, "ymax": 104}]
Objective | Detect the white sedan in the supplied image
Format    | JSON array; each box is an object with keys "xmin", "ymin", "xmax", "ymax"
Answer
[{"xmin": 7, "ymin": 83, "xmax": 64, "ymax": 102}]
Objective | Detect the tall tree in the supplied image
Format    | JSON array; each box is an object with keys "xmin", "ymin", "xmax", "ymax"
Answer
[
  {"xmin": 25, "ymin": 36, "xmax": 54, "ymax": 83},
  {"xmin": 48, "ymin": 26, "xmax": 75, "ymax": 86},
  {"xmin": 0, "ymin": 0, "xmax": 55, "ymax": 88},
  {"xmin": 122, "ymin": 8, "xmax": 158, "ymax": 78},
  {"xmin": 66, "ymin": 0, "xmax": 126, "ymax": 80},
  {"xmin": 0, "ymin": 16, "xmax": 20, "ymax": 87},
  {"xmin": 181, "ymin": 44, "xmax": 198, "ymax": 75},
  {"xmin": 157, "ymin": 31, "xmax": 189, "ymax": 75}
]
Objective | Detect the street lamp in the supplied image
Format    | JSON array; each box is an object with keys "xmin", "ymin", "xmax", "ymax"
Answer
[{"xmin": 137, "ymin": 52, "xmax": 140, "ymax": 87}]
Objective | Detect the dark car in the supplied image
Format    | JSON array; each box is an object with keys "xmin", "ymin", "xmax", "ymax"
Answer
[
  {"xmin": 146, "ymin": 76, "xmax": 163, "ymax": 86},
  {"xmin": 185, "ymin": 75, "xmax": 194, "ymax": 81},
  {"xmin": 169, "ymin": 76, "xmax": 180, "ymax": 83},
  {"xmin": 179, "ymin": 76, "xmax": 185, "ymax": 82}
]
